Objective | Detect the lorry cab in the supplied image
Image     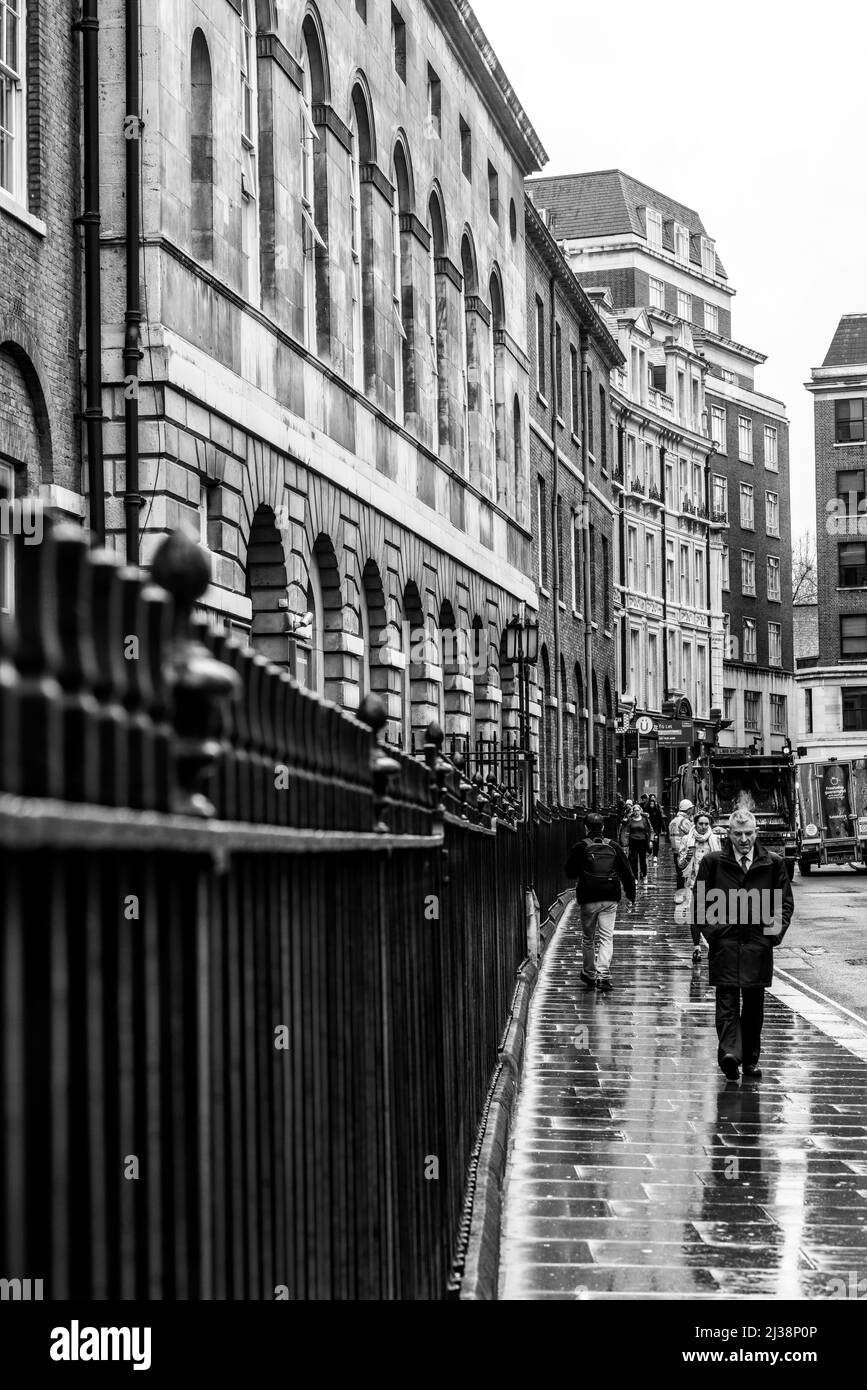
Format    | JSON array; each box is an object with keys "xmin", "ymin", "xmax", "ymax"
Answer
[
  {"xmin": 796, "ymin": 758, "xmax": 867, "ymax": 875},
  {"xmin": 671, "ymin": 750, "xmax": 800, "ymax": 879}
]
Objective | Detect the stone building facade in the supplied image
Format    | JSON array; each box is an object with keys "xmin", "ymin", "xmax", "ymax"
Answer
[
  {"xmin": 93, "ymin": 0, "xmax": 546, "ymax": 751},
  {"xmin": 527, "ymin": 169, "xmax": 794, "ymax": 787},
  {"xmin": 1, "ymin": 0, "xmax": 84, "ymax": 615},
  {"xmin": 524, "ymin": 197, "xmax": 623, "ymax": 808},
  {"xmin": 801, "ymin": 315, "xmax": 867, "ymax": 758}
]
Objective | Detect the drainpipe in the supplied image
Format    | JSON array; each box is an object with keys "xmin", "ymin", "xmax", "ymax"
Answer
[
  {"xmin": 617, "ymin": 419, "xmax": 627, "ymax": 696},
  {"xmin": 580, "ymin": 331, "xmax": 594, "ymax": 805},
  {"xmin": 549, "ymin": 271, "xmax": 562, "ymax": 803},
  {"xmin": 123, "ymin": 0, "xmax": 143, "ymax": 564},
  {"xmin": 77, "ymin": 0, "xmax": 105, "ymax": 544}
]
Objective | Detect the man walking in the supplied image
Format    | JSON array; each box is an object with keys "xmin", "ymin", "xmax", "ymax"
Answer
[
  {"xmin": 693, "ymin": 809, "xmax": 794, "ymax": 1080},
  {"xmin": 669, "ymin": 799, "xmax": 694, "ymax": 890},
  {"xmin": 565, "ymin": 812, "xmax": 636, "ymax": 993}
]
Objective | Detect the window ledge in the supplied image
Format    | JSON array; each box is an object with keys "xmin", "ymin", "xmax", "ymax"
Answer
[
  {"xmin": 834, "ymin": 441, "xmax": 867, "ymax": 448},
  {"xmin": 537, "ymin": 391, "xmax": 548, "ymax": 408},
  {"xmin": 836, "ymin": 585, "xmax": 867, "ymax": 592},
  {"xmin": 571, "ymin": 431, "xmax": 582, "ymax": 449},
  {"xmin": 539, "ymin": 585, "xmax": 550, "ymax": 600},
  {"xmin": 0, "ymin": 188, "xmax": 47, "ymax": 238},
  {"xmin": 558, "ymin": 599, "xmax": 567, "ymax": 611}
]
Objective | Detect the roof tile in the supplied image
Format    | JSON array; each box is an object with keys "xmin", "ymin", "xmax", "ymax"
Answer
[{"xmin": 822, "ymin": 315, "xmax": 867, "ymax": 368}]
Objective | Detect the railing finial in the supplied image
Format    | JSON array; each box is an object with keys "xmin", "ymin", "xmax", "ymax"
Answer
[{"xmin": 151, "ymin": 531, "xmax": 240, "ymax": 818}]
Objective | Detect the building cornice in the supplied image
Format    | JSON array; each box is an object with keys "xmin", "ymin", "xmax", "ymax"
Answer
[
  {"xmin": 525, "ymin": 197, "xmax": 625, "ymax": 368},
  {"xmin": 431, "ymin": 1, "xmax": 548, "ymax": 174},
  {"xmin": 693, "ymin": 326, "xmax": 766, "ymax": 365}
]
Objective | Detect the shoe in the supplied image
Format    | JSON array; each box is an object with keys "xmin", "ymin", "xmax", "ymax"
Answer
[
  {"xmin": 596, "ymin": 977, "xmax": 613, "ymax": 993},
  {"xmin": 580, "ymin": 970, "xmax": 597, "ymax": 989},
  {"xmin": 720, "ymin": 1054, "xmax": 740, "ymax": 1080},
  {"xmin": 743, "ymin": 1064, "xmax": 762, "ymax": 1079},
  {"xmin": 691, "ymin": 946, "xmax": 702, "ymax": 963}
]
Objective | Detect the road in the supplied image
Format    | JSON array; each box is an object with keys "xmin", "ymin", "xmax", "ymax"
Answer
[{"xmin": 781, "ymin": 865, "xmax": 867, "ymax": 1019}]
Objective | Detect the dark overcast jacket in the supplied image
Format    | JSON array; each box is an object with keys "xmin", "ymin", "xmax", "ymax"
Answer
[{"xmin": 693, "ymin": 839, "xmax": 794, "ymax": 988}]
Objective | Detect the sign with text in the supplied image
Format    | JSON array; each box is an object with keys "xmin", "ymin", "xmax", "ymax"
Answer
[{"xmin": 655, "ymin": 718, "xmax": 694, "ymax": 746}]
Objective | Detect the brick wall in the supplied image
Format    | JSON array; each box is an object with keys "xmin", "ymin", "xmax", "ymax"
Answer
[
  {"xmin": 815, "ymin": 394, "xmax": 867, "ymax": 666},
  {"xmin": 526, "ymin": 231, "xmax": 618, "ymax": 807},
  {"xmin": 706, "ymin": 387, "xmax": 792, "ymax": 673},
  {"xmin": 0, "ymin": 0, "xmax": 81, "ymax": 501}
]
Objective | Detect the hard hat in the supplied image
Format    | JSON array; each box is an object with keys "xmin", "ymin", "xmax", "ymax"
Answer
[{"xmin": 679, "ymin": 799, "xmax": 693, "ymax": 812}]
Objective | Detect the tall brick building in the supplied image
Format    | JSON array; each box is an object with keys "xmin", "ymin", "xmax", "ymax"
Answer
[
  {"xmin": 527, "ymin": 170, "xmax": 795, "ymax": 781},
  {"xmin": 92, "ymin": 0, "xmax": 546, "ymax": 751},
  {"xmin": 524, "ymin": 197, "xmax": 623, "ymax": 807},
  {"xmin": 1, "ymin": 0, "xmax": 83, "ymax": 614},
  {"xmin": 801, "ymin": 314, "xmax": 867, "ymax": 757}
]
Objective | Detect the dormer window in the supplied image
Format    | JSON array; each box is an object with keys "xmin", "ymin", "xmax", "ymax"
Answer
[
  {"xmin": 674, "ymin": 222, "xmax": 690, "ymax": 264},
  {"xmin": 701, "ymin": 237, "xmax": 715, "ymax": 276},
  {"xmin": 646, "ymin": 207, "xmax": 663, "ymax": 250}
]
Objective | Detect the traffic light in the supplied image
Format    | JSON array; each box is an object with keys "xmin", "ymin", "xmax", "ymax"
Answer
[{"xmin": 624, "ymin": 729, "xmax": 639, "ymax": 757}]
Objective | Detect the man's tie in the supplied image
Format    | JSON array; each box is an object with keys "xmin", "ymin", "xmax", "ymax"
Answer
[{"xmin": 740, "ymin": 855, "xmax": 749, "ymax": 874}]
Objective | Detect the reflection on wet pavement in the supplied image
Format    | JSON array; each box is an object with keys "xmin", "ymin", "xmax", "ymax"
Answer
[{"xmin": 498, "ymin": 859, "xmax": 867, "ymax": 1299}]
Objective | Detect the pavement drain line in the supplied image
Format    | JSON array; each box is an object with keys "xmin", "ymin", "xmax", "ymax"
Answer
[
  {"xmin": 458, "ymin": 889, "xmax": 573, "ymax": 1301},
  {"xmin": 770, "ymin": 968, "xmax": 867, "ymax": 1065}
]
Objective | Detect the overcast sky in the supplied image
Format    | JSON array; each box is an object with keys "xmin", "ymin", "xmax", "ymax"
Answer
[{"xmin": 473, "ymin": 0, "xmax": 867, "ymax": 543}]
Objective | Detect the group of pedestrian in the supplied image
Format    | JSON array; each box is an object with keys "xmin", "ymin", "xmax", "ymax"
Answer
[{"xmin": 563, "ymin": 793, "xmax": 795, "ymax": 1084}]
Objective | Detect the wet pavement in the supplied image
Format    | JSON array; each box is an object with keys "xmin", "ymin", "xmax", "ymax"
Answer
[{"xmin": 499, "ymin": 855, "xmax": 867, "ymax": 1299}]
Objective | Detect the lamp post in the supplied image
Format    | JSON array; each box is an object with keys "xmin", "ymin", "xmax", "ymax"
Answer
[{"xmin": 505, "ymin": 613, "xmax": 539, "ymax": 820}]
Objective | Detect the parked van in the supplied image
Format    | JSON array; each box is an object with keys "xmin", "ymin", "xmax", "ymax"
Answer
[{"xmin": 797, "ymin": 758, "xmax": 867, "ymax": 875}]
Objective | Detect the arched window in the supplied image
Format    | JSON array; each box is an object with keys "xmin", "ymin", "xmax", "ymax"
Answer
[
  {"xmin": 239, "ymin": 0, "xmax": 260, "ymax": 305},
  {"xmin": 392, "ymin": 142, "xmax": 412, "ymax": 424},
  {"xmin": 303, "ymin": 553, "xmax": 325, "ymax": 696},
  {"xmin": 427, "ymin": 192, "xmax": 446, "ymax": 455},
  {"xmin": 460, "ymin": 234, "xmax": 477, "ymax": 476},
  {"xmin": 190, "ymin": 30, "xmax": 214, "ymax": 264},
  {"xmin": 513, "ymin": 395, "xmax": 522, "ymax": 519},
  {"xmin": 300, "ymin": 21, "xmax": 327, "ymax": 352},
  {"xmin": 359, "ymin": 581, "xmax": 371, "ymax": 699},
  {"xmin": 489, "ymin": 269, "xmax": 504, "ymax": 489},
  {"xmin": 349, "ymin": 85, "xmax": 373, "ymax": 393}
]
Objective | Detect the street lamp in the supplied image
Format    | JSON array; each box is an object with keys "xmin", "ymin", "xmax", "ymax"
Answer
[{"xmin": 505, "ymin": 614, "xmax": 539, "ymax": 816}]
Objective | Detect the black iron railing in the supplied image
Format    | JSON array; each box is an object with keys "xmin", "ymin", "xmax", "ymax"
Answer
[{"xmin": 0, "ymin": 512, "xmax": 570, "ymax": 1300}]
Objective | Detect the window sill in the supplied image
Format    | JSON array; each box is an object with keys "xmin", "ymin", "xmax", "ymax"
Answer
[
  {"xmin": 0, "ymin": 187, "xmax": 47, "ymax": 238},
  {"xmin": 571, "ymin": 431, "xmax": 582, "ymax": 449},
  {"xmin": 833, "ymin": 441, "xmax": 867, "ymax": 448},
  {"xmin": 539, "ymin": 585, "xmax": 550, "ymax": 600},
  {"xmin": 556, "ymin": 415, "xmax": 566, "ymax": 430},
  {"xmin": 558, "ymin": 600, "xmax": 567, "ymax": 611},
  {"xmin": 764, "ymin": 464, "xmax": 780, "ymax": 472},
  {"xmin": 836, "ymin": 585, "xmax": 867, "ymax": 592},
  {"xmin": 537, "ymin": 391, "xmax": 548, "ymax": 409}
]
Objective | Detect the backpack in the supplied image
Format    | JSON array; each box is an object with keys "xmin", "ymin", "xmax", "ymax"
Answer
[{"xmin": 579, "ymin": 839, "xmax": 620, "ymax": 893}]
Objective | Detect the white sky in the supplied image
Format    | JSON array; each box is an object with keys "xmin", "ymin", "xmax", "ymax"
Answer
[{"xmin": 473, "ymin": 0, "xmax": 867, "ymax": 544}]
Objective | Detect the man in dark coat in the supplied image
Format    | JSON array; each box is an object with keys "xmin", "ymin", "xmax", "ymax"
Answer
[
  {"xmin": 693, "ymin": 809, "xmax": 794, "ymax": 1081},
  {"xmin": 565, "ymin": 813, "xmax": 636, "ymax": 992}
]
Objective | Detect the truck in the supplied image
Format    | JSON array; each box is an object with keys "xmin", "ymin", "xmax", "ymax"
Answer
[
  {"xmin": 667, "ymin": 747, "xmax": 801, "ymax": 880},
  {"xmin": 796, "ymin": 757, "xmax": 867, "ymax": 875}
]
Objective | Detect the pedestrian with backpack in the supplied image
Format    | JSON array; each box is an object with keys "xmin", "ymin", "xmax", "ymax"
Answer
[
  {"xmin": 626, "ymin": 804, "xmax": 652, "ymax": 882},
  {"xmin": 564, "ymin": 812, "xmax": 636, "ymax": 992}
]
